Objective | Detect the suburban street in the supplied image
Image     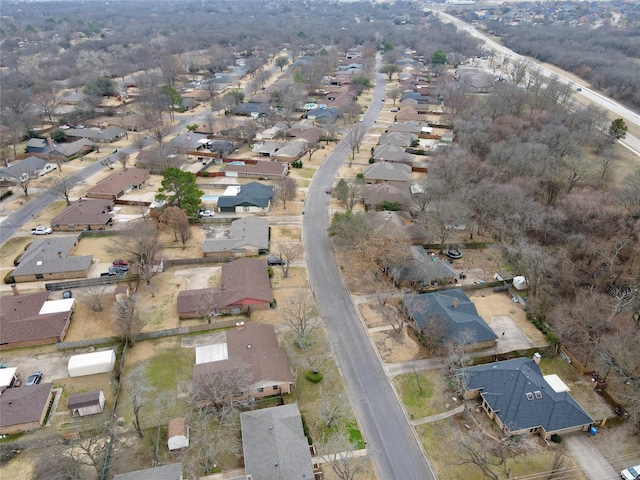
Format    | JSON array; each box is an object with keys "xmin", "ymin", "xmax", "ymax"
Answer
[{"xmin": 302, "ymin": 60, "xmax": 437, "ymax": 479}]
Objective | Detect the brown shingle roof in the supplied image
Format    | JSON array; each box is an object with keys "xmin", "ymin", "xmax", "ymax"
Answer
[
  {"xmin": 0, "ymin": 292, "xmax": 71, "ymax": 345},
  {"xmin": 51, "ymin": 198, "xmax": 113, "ymax": 228},
  {"xmin": 67, "ymin": 390, "xmax": 102, "ymax": 410},
  {"xmin": 220, "ymin": 257, "xmax": 273, "ymax": 304},
  {"xmin": 224, "ymin": 160, "xmax": 288, "ymax": 176},
  {"xmin": 0, "ymin": 382, "xmax": 52, "ymax": 430},
  {"xmin": 86, "ymin": 168, "xmax": 149, "ymax": 198},
  {"xmin": 168, "ymin": 417, "xmax": 188, "ymax": 438}
]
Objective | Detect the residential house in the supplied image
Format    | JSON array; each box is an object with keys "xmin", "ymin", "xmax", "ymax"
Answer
[
  {"xmin": 457, "ymin": 67, "xmax": 495, "ymax": 94},
  {"xmin": 229, "ymin": 102, "xmax": 270, "ymax": 117},
  {"xmin": 379, "ymin": 131, "xmax": 417, "ymax": 148},
  {"xmin": 395, "ymin": 107, "xmax": 432, "ymax": 123},
  {"xmin": 11, "ymin": 235, "xmax": 93, "ymax": 283},
  {"xmin": 51, "ymin": 198, "xmax": 114, "ymax": 231},
  {"xmin": 177, "ymin": 257, "xmax": 273, "ymax": 319},
  {"xmin": 86, "ymin": 168, "xmax": 149, "ymax": 201},
  {"xmin": 167, "ymin": 417, "xmax": 189, "ymax": 451},
  {"xmin": 287, "ymin": 125, "xmax": 322, "ymax": 144},
  {"xmin": 363, "ymin": 211, "xmax": 427, "ymax": 245},
  {"xmin": 241, "ymin": 404, "xmax": 316, "ymax": 480},
  {"xmin": 390, "ymin": 246, "xmax": 458, "ymax": 289},
  {"xmin": 363, "ymin": 161, "xmax": 411, "ymax": 184},
  {"xmin": 363, "ymin": 183, "xmax": 412, "ymax": 211},
  {"xmin": 0, "ymin": 383, "xmax": 54, "ymax": 434},
  {"xmin": 0, "ymin": 290, "xmax": 74, "ymax": 349},
  {"xmin": 252, "ymin": 141, "xmax": 284, "ymax": 158},
  {"xmin": 306, "ymin": 107, "xmax": 341, "ymax": 124},
  {"xmin": 49, "ymin": 138, "xmax": 94, "ymax": 159},
  {"xmin": 372, "ymin": 143, "xmax": 415, "ymax": 165},
  {"xmin": 64, "ymin": 126, "xmax": 126, "ymax": 143},
  {"xmin": 202, "ymin": 216, "xmax": 270, "ymax": 259},
  {"xmin": 135, "ymin": 149, "xmax": 185, "ymax": 174},
  {"xmin": 217, "ymin": 182, "xmax": 274, "ymax": 214},
  {"xmin": 463, "ymin": 357, "xmax": 594, "ymax": 438},
  {"xmin": 224, "ymin": 160, "xmax": 288, "ymax": 180},
  {"xmin": 403, "ymin": 289, "xmax": 498, "ymax": 351},
  {"xmin": 67, "ymin": 390, "xmax": 106, "ymax": 417},
  {"xmin": 0, "ymin": 156, "xmax": 52, "ymax": 182},
  {"xmin": 192, "ymin": 322, "xmax": 294, "ymax": 401},
  {"xmin": 272, "ymin": 139, "xmax": 307, "ymax": 162},
  {"xmin": 387, "ymin": 121, "xmax": 427, "ymax": 135},
  {"xmin": 257, "ymin": 124, "xmax": 287, "ymax": 140},
  {"xmin": 25, "ymin": 138, "xmax": 49, "ymax": 154},
  {"xmin": 113, "ymin": 463, "xmax": 183, "ymax": 480}
]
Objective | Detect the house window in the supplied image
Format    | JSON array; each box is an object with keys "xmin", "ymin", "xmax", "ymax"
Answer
[
  {"xmin": 35, "ymin": 274, "xmax": 44, "ymax": 280},
  {"xmin": 257, "ymin": 387, "xmax": 264, "ymax": 393},
  {"xmin": 243, "ymin": 206, "xmax": 250, "ymax": 212},
  {"xmin": 273, "ymin": 385, "xmax": 279, "ymax": 390},
  {"xmin": 213, "ymin": 309, "xmax": 221, "ymax": 316}
]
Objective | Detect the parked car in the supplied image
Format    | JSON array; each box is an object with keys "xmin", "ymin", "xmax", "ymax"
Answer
[
  {"xmin": 62, "ymin": 290, "xmax": 72, "ymax": 299},
  {"xmin": 26, "ymin": 371, "xmax": 43, "ymax": 386},
  {"xmin": 199, "ymin": 210, "xmax": 215, "ymax": 217},
  {"xmin": 109, "ymin": 265, "xmax": 128, "ymax": 275},
  {"xmin": 325, "ymin": 186, "xmax": 332, "ymax": 194},
  {"xmin": 38, "ymin": 164, "xmax": 57, "ymax": 176},
  {"xmin": 267, "ymin": 256, "xmax": 285, "ymax": 266},
  {"xmin": 112, "ymin": 259, "xmax": 129, "ymax": 266},
  {"xmin": 621, "ymin": 464, "xmax": 640, "ymax": 480},
  {"xmin": 31, "ymin": 226, "xmax": 53, "ymax": 235}
]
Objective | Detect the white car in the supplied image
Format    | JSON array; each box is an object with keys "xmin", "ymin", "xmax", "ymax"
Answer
[
  {"xmin": 199, "ymin": 210, "xmax": 215, "ymax": 217},
  {"xmin": 31, "ymin": 226, "xmax": 53, "ymax": 235},
  {"xmin": 621, "ymin": 465, "xmax": 640, "ymax": 480}
]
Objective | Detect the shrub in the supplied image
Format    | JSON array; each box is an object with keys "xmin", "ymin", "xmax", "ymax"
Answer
[
  {"xmin": 4, "ymin": 271, "xmax": 15, "ymax": 284},
  {"xmin": 550, "ymin": 434, "xmax": 562, "ymax": 443},
  {"xmin": 369, "ymin": 157, "xmax": 375, "ymax": 163},
  {"xmin": 268, "ymin": 266, "xmax": 274, "ymax": 278},
  {"xmin": 305, "ymin": 370, "xmax": 324, "ymax": 383},
  {"xmin": 0, "ymin": 190, "xmax": 13, "ymax": 201},
  {"xmin": 13, "ymin": 252, "xmax": 24, "ymax": 266}
]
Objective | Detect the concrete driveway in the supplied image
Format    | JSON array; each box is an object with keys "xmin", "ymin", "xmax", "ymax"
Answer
[
  {"xmin": 489, "ymin": 314, "xmax": 535, "ymax": 354},
  {"xmin": 563, "ymin": 432, "xmax": 618, "ymax": 480},
  {"xmin": 174, "ymin": 266, "xmax": 221, "ymax": 289}
]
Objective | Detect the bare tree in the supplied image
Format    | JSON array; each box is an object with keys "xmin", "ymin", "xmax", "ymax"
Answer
[
  {"xmin": 272, "ymin": 242, "xmax": 302, "ymax": 279},
  {"xmin": 125, "ymin": 362, "xmax": 157, "ymax": 437},
  {"xmin": 273, "ymin": 176, "xmax": 299, "ymax": 210},
  {"xmin": 379, "ymin": 304, "xmax": 405, "ymax": 342},
  {"xmin": 192, "ymin": 358, "xmax": 253, "ymax": 411},
  {"xmin": 318, "ymin": 384, "xmax": 347, "ymax": 429},
  {"xmin": 410, "ymin": 177, "xmax": 431, "ymax": 214},
  {"xmin": 347, "ymin": 124, "xmax": 367, "ymax": 161},
  {"xmin": 131, "ymin": 133, "xmax": 147, "ymax": 151},
  {"xmin": 197, "ymin": 290, "xmax": 220, "ymax": 324},
  {"xmin": 149, "ymin": 121, "xmax": 172, "ymax": 149},
  {"xmin": 32, "ymin": 81, "xmax": 60, "ymax": 126},
  {"xmin": 83, "ymin": 284, "xmax": 107, "ymax": 312},
  {"xmin": 453, "ymin": 430, "xmax": 510, "ymax": 480},
  {"xmin": 283, "ymin": 290, "xmax": 321, "ymax": 348},
  {"xmin": 116, "ymin": 221, "xmax": 161, "ymax": 284},
  {"xmin": 319, "ymin": 429, "xmax": 369, "ymax": 480},
  {"xmin": 306, "ymin": 140, "xmax": 322, "ymax": 162},
  {"xmin": 112, "ymin": 294, "xmax": 142, "ymax": 346},
  {"xmin": 116, "ymin": 151, "xmax": 129, "ymax": 170},
  {"xmin": 334, "ymin": 177, "xmax": 363, "ymax": 212},
  {"xmin": 387, "ymin": 86, "xmax": 403, "ymax": 105},
  {"xmin": 49, "ymin": 171, "xmax": 75, "ymax": 205},
  {"xmin": 159, "ymin": 206, "xmax": 188, "ymax": 242}
]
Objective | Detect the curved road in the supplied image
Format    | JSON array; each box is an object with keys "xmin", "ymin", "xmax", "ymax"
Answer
[{"xmin": 303, "ymin": 60, "xmax": 436, "ymax": 479}]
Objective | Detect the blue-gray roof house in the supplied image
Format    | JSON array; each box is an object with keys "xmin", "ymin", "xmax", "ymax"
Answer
[
  {"xmin": 403, "ymin": 289, "xmax": 498, "ymax": 350},
  {"xmin": 463, "ymin": 357, "xmax": 594, "ymax": 438},
  {"xmin": 217, "ymin": 182, "xmax": 274, "ymax": 214}
]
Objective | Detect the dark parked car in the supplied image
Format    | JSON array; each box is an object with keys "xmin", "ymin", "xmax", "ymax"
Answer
[
  {"xmin": 108, "ymin": 266, "xmax": 128, "ymax": 276},
  {"xmin": 267, "ymin": 256, "xmax": 285, "ymax": 266},
  {"xmin": 26, "ymin": 371, "xmax": 43, "ymax": 386}
]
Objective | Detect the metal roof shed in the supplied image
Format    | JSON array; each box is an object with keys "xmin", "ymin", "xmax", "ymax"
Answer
[{"xmin": 68, "ymin": 350, "xmax": 116, "ymax": 377}]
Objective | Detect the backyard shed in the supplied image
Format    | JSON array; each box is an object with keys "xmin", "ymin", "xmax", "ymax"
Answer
[
  {"xmin": 68, "ymin": 350, "xmax": 116, "ymax": 377},
  {"xmin": 67, "ymin": 390, "xmax": 105, "ymax": 417},
  {"xmin": 513, "ymin": 276, "xmax": 528, "ymax": 291},
  {"xmin": 167, "ymin": 417, "xmax": 189, "ymax": 450}
]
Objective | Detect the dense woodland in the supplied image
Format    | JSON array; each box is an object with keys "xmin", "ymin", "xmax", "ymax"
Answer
[{"xmin": 0, "ymin": 0, "xmax": 639, "ymax": 474}]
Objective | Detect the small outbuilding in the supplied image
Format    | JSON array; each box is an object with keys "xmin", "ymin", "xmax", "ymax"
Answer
[
  {"xmin": 68, "ymin": 390, "xmax": 106, "ymax": 417},
  {"xmin": 68, "ymin": 350, "xmax": 116, "ymax": 377},
  {"xmin": 167, "ymin": 417, "xmax": 189, "ymax": 451},
  {"xmin": 512, "ymin": 276, "xmax": 528, "ymax": 291}
]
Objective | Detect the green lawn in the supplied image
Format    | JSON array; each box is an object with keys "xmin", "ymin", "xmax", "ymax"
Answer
[{"xmin": 393, "ymin": 369, "xmax": 457, "ymax": 420}]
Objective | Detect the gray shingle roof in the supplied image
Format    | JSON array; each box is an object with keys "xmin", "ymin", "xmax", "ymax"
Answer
[
  {"xmin": 0, "ymin": 156, "xmax": 47, "ymax": 180},
  {"xmin": 12, "ymin": 235, "xmax": 93, "ymax": 277},
  {"xmin": 202, "ymin": 216, "xmax": 269, "ymax": 253},
  {"xmin": 404, "ymin": 289, "xmax": 498, "ymax": 346},
  {"xmin": 241, "ymin": 404, "xmax": 314, "ymax": 480},
  {"xmin": 363, "ymin": 161, "xmax": 411, "ymax": 182},
  {"xmin": 464, "ymin": 358, "xmax": 594, "ymax": 434},
  {"xmin": 217, "ymin": 182, "xmax": 274, "ymax": 209},
  {"xmin": 113, "ymin": 463, "xmax": 182, "ymax": 480}
]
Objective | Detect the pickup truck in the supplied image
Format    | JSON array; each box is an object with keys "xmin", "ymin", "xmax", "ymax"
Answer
[{"xmin": 31, "ymin": 226, "xmax": 53, "ymax": 235}]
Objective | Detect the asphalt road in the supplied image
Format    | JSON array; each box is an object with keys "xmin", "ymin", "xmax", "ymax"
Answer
[
  {"xmin": 436, "ymin": 10, "xmax": 640, "ymax": 157},
  {"xmin": 303, "ymin": 58, "xmax": 436, "ymax": 479}
]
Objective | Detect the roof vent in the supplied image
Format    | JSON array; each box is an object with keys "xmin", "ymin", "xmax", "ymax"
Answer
[
  {"xmin": 526, "ymin": 392, "xmax": 534, "ymax": 400},
  {"xmin": 534, "ymin": 391, "xmax": 542, "ymax": 399},
  {"xmin": 247, "ymin": 344, "xmax": 252, "ymax": 349}
]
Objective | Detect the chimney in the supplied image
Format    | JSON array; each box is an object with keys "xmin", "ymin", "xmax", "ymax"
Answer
[
  {"xmin": 452, "ymin": 297, "xmax": 458, "ymax": 308},
  {"xmin": 57, "ymin": 251, "xmax": 63, "ymax": 258},
  {"xmin": 533, "ymin": 352, "xmax": 542, "ymax": 364},
  {"xmin": 10, "ymin": 283, "xmax": 18, "ymax": 296}
]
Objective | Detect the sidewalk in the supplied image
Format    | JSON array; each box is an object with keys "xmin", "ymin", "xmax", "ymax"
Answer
[
  {"xmin": 411, "ymin": 405, "xmax": 465, "ymax": 426},
  {"xmin": 563, "ymin": 432, "xmax": 617, "ymax": 480},
  {"xmin": 384, "ymin": 358, "xmax": 446, "ymax": 378}
]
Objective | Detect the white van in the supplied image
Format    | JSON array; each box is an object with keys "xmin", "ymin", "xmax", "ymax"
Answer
[{"xmin": 621, "ymin": 464, "xmax": 640, "ymax": 480}]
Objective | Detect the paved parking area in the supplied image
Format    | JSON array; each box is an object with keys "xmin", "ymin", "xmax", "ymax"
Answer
[{"xmin": 489, "ymin": 314, "xmax": 535, "ymax": 354}]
